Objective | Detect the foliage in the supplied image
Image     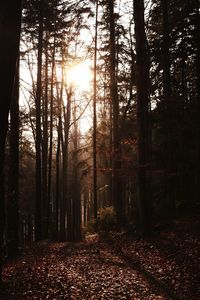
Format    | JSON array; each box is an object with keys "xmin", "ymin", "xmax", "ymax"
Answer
[
  {"xmin": 97, "ymin": 206, "xmax": 117, "ymax": 231},
  {"xmin": 86, "ymin": 218, "xmax": 96, "ymax": 233}
]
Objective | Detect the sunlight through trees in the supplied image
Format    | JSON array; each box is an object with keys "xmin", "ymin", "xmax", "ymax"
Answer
[{"xmin": 0, "ymin": 0, "xmax": 200, "ymax": 292}]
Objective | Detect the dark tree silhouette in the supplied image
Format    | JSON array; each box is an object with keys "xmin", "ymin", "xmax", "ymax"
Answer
[
  {"xmin": 93, "ymin": 0, "xmax": 98, "ymax": 225},
  {"xmin": 134, "ymin": 0, "xmax": 151, "ymax": 234},
  {"xmin": 108, "ymin": 0, "xmax": 124, "ymax": 225},
  {"xmin": 35, "ymin": 0, "xmax": 44, "ymax": 241},
  {"xmin": 0, "ymin": 0, "xmax": 22, "ymax": 284},
  {"xmin": 195, "ymin": 0, "xmax": 200, "ymax": 204},
  {"xmin": 7, "ymin": 62, "xmax": 20, "ymax": 258},
  {"xmin": 161, "ymin": 0, "xmax": 176, "ymax": 212}
]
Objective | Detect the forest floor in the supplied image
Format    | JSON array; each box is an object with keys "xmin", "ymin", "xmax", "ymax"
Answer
[{"xmin": 1, "ymin": 215, "xmax": 200, "ymax": 300}]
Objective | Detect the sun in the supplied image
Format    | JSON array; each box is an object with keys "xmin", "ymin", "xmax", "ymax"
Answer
[{"xmin": 66, "ymin": 62, "xmax": 92, "ymax": 91}]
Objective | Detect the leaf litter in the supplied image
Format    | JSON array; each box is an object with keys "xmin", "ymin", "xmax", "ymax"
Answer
[{"xmin": 1, "ymin": 215, "xmax": 200, "ymax": 299}]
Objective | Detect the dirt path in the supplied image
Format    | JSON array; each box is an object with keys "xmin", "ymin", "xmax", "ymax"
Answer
[{"xmin": 1, "ymin": 216, "xmax": 200, "ymax": 299}]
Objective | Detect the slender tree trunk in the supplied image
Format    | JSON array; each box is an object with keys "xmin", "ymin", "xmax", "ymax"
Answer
[
  {"xmin": 93, "ymin": 0, "xmax": 98, "ymax": 225},
  {"xmin": 35, "ymin": 0, "xmax": 43, "ymax": 241},
  {"xmin": 180, "ymin": 30, "xmax": 187, "ymax": 204},
  {"xmin": 47, "ymin": 37, "xmax": 56, "ymax": 237},
  {"xmin": 41, "ymin": 33, "xmax": 49, "ymax": 239},
  {"xmin": 0, "ymin": 0, "xmax": 21, "ymax": 284},
  {"xmin": 54, "ymin": 65, "xmax": 63, "ymax": 240},
  {"xmin": 7, "ymin": 61, "xmax": 20, "ymax": 258},
  {"xmin": 195, "ymin": 0, "xmax": 200, "ymax": 205},
  {"xmin": 55, "ymin": 113, "xmax": 61, "ymax": 240},
  {"xmin": 60, "ymin": 86, "xmax": 72, "ymax": 241},
  {"xmin": 83, "ymin": 190, "xmax": 87, "ymax": 226},
  {"xmin": 109, "ymin": 89, "xmax": 113, "ymax": 206},
  {"xmin": 65, "ymin": 89, "xmax": 73, "ymax": 241},
  {"xmin": 60, "ymin": 146, "xmax": 66, "ymax": 241},
  {"xmin": 161, "ymin": 0, "xmax": 171, "ymax": 98},
  {"xmin": 134, "ymin": 0, "xmax": 151, "ymax": 235},
  {"xmin": 72, "ymin": 105, "xmax": 81, "ymax": 242},
  {"xmin": 108, "ymin": 0, "xmax": 124, "ymax": 225},
  {"xmin": 161, "ymin": 0, "xmax": 176, "ymax": 213}
]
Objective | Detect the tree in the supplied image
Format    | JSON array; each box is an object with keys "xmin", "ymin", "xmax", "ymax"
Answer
[
  {"xmin": 161, "ymin": 0, "xmax": 176, "ymax": 212},
  {"xmin": 93, "ymin": 0, "xmax": 98, "ymax": 225},
  {"xmin": 108, "ymin": 0, "xmax": 124, "ymax": 225},
  {"xmin": 46, "ymin": 36, "xmax": 56, "ymax": 237},
  {"xmin": 134, "ymin": 0, "xmax": 151, "ymax": 234},
  {"xmin": 60, "ymin": 86, "xmax": 72, "ymax": 241},
  {"xmin": 70, "ymin": 104, "xmax": 82, "ymax": 241},
  {"xmin": 0, "ymin": 0, "xmax": 22, "ymax": 284},
  {"xmin": 7, "ymin": 62, "xmax": 20, "ymax": 258},
  {"xmin": 195, "ymin": 0, "xmax": 200, "ymax": 204},
  {"xmin": 54, "ymin": 73, "xmax": 63, "ymax": 240},
  {"xmin": 41, "ymin": 31, "xmax": 49, "ymax": 239},
  {"xmin": 147, "ymin": 0, "xmax": 199, "ymax": 215},
  {"xmin": 35, "ymin": 0, "xmax": 44, "ymax": 241}
]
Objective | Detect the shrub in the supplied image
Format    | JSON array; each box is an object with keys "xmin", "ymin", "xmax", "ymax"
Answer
[
  {"xmin": 97, "ymin": 206, "xmax": 116, "ymax": 231},
  {"xmin": 86, "ymin": 218, "xmax": 97, "ymax": 233}
]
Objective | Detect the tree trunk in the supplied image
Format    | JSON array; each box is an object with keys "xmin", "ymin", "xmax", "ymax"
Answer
[
  {"xmin": 35, "ymin": 0, "xmax": 43, "ymax": 241},
  {"xmin": 54, "ymin": 63, "xmax": 63, "ymax": 241},
  {"xmin": 41, "ymin": 32, "xmax": 49, "ymax": 240},
  {"xmin": 108, "ymin": 0, "xmax": 124, "ymax": 225},
  {"xmin": 0, "ymin": 0, "xmax": 21, "ymax": 284},
  {"xmin": 161, "ymin": 0, "xmax": 176, "ymax": 213},
  {"xmin": 47, "ymin": 37, "xmax": 56, "ymax": 237},
  {"xmin": 93, "ymin": 0, "xmax": 98, "ymax": 225},
  {"xmin": 60, "ymin": 87, "xmax": 72, "ymax": 241},
  {"xmin": 71, "ymin": 105, "xmax": 81, "ymax": 242},
  {"xmin": 180, "ymin": 29, "xmax": 187, "ymax": 204},
  {"xmin": 65, "ymin": 89, "xmax": 73, "ymax": 241},
  {"xmin": 195, "ymin": 0, "xmax": 200, "ymax": 205},
  {"xmin": 55, "ymin": 111, "xmax": 61, "ymax": 240},
  {"xmin": 134, "ymin": 0, "xmax": 151, "ymax": 235},
  {"xmin": 7, "ymin": 61, "xmax": 20, "ymax": 258}
]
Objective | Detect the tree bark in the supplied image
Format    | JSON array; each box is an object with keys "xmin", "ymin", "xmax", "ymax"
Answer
[
  {"xmin": 0, "ymin": 0, "xmax": 22, "ymax": 284},
  {"xmin": 60, "ymin": 87, "xmax": 72, "ymax": 241},
  {"xmin": 71, "ymin": 105, "xmax": 81, "ymax": 242},
  {"xmin": 134, "ymin": 0, "xmax": 151, "ymax": 235},
  {"xmin": 108, "ymin": 0, "xmax": 124, "ymax": 225},
  {"xmin": 35, "ymin": 0, "xmax": 43, "ymax": 241},
  {"xmin": 93, "ymin": 0, "xmax": 98, "ymax": 225},
  {"xmin": 7, "ymin": 61, "xmax": 20, "ymax": 258},
  {"xmin": 47, "ymin": 37, "xmax": 56, "ymax": 237},
  {"xmin": 161, "ymin": 0, "xmax": 176, "ymax": 213},
  {"xmin": 195, "ymin": 0, "xmax": 200, "ymax": 205},
  {"xmin": 55, "ymin": 105, "xmax": 62, "ymax": 240},
  {"xmin": 41, "ymin": 32, "xmax": 49, "ymax": 239}
]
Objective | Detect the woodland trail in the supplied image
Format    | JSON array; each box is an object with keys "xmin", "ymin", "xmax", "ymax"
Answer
[{"xmin": 1, "ymin": 216, "xmax": 200, "ymax": 300}]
